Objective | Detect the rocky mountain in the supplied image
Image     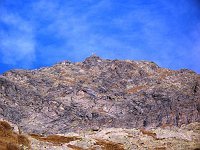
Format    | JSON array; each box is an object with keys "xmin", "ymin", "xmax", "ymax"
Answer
[{"xmin": 0, "ymin": 55, "xmax": 199, "ymax": 136}]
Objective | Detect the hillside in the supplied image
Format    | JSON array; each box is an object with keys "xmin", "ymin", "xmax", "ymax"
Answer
[{"xmin": 0, "ymin": 55, "xmax": 199, "ymax": 149}]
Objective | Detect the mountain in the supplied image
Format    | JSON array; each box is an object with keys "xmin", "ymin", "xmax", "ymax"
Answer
[
  {"xmin": 0, "ymin": 55, "xmax": 199, "ymax": 135},
  {"xmin": 0, "ymin": 55, "xmax": 200, "ymax": 149}
]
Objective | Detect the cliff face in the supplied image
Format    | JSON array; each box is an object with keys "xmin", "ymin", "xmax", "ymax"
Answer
[{"xmin": 0, "ymin": 55, "xmax": 199, "ymax": 134}]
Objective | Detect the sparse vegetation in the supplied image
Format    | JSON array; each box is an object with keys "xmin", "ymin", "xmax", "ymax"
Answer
[
  {"xmin": 154, "ymin": 147, "xmax": 166, "ymax": 150},
  {"xmin": 0, "ymin": 121, "xmax": 13, "ymax": 131},
  {"xmin": 140, "ymin": 129, "xmax": 157, "ymax": 139},
  {"xmin": 0, "ymin": 121, "xmax": 30, "ymax": 150},
  {"xmin": 29, "ymin": 134, "xmax": 81, "ymax": 145},
  {"xmin": 67, "ymin": 144, "xmax": 85, "ymax": 150},
  {"xmin": 94, "ymin": 139, "xmax": 124, "ymax": 150}
]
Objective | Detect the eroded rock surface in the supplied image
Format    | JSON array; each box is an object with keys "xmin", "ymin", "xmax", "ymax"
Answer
[
  {"xmin": 30, "ymin": 123, "xmax": 200, "ymax": 150},
  {"xmin": 1, "ymin": 120, "xmax": 200, "ymax": 150},
  {"xmin": 0, "ymin": 55, "xmax": 199, "ymax": 134}
]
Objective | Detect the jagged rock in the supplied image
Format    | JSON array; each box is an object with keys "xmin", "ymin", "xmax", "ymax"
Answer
[{"xmin": 0, "ymin": 55, "xmax": 199, "ymax": 134}]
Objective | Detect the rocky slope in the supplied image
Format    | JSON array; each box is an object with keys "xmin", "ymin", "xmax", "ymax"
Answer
[
  {"xmin": 29, "ymin": 122, "xmax": 200, "ymax": 150},
  {"xmin": 0, "ymin": 55, "xmax": 199, "ymax": 136},
  {"xmin": 0, "ymin": 120, "xmax": 200, "ymax": 150}
]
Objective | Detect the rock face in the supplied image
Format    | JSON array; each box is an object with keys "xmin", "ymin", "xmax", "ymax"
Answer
[{"xmin": 0, "ymin": 55, "xmax": 199, "ymax": 134}]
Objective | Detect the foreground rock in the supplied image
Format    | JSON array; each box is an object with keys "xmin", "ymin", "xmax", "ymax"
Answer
[
  {"xmin": 0, "ymin": 55, "xmax": 200, "ymax": 134},
  {"xmin": 30, "ymin": 122, "xmax": 200, "ymax": 150},
  {"xmin": 1, "ymin": 120, "xmax": 200, "ymax": 150}
]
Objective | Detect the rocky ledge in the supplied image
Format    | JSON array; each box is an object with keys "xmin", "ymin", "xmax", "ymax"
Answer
[{"xmin": 0, "ymin": 55, "xmax": 199, "ymax": 135}]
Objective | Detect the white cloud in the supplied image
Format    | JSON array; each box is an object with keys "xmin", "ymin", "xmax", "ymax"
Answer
[
  {"xmin": 1, "ymin": 0, "xmax": 197, "ymax": 72},
  {"xmin": 0, "ymin": 12, "xmax": 36, "ymax": 67},
  {"xmin": 30, "ymin": 0, "xmax": 141, "ymax": 61}
]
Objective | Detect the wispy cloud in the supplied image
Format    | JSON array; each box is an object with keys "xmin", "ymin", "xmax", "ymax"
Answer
[
  {"xmin": 0, "ymin": 0, "xmax": 199, "ymax": 73},
  {"xmin": 0, "ymin": 11, "xmax": 36, "ymax": 67},
  {"xmin": 31, "ymin": 0, "xmax": 142, "ymax": 62}
]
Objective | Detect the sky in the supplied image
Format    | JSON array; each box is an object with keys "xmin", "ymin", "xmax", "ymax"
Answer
[{"xmin": 0, "ymin": 0, "xmax": 200, "ymax": 74}]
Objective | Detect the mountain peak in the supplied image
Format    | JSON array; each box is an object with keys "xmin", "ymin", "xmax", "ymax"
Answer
[{"xmin": 83, "ymin": 54, "xmax": 103, "ymax": 66}]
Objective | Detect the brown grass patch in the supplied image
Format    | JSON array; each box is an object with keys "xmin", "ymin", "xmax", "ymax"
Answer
[
  {"xmin": 29, "ymin": 134, "xmax": 81, "ymax": 145},
  {"xmin": 6, "ymin": 143, "xmax": 20, "ymax": 150},
  {"xmin": 67, "ymin": 144, "xmax": 85, "ymax": 150},
  {"xmin": 140, "ymin": 129, "xmax": 157, "ymax": 139},
  {"xmin": 94, "ymin": 139, "xmax": 124, "ymax": 150},
  {"xmin": 0, "ymin": 121, "xmax": 30, "ymax": 150},
  {"xmin": 127, "ymin": 85, "xmax": 145, "ymax": 94},
  {"xmin": 18, "ymin": 134, "xmax": 30, "ymax": 146},
  {"xmin": 0, "ymin": 121, "xmax": 13, "ymax": 131},
  {"xmin": 154, "ymin": 147, "xmax": 166, "ymax": 150}
]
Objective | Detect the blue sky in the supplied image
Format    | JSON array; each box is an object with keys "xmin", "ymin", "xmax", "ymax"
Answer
[{"xmin": 0, "ymin": 0, "xmax": 200, "ymax": 74}]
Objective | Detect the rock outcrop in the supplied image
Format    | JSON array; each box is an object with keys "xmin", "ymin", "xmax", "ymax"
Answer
[
  {"xmin": 1, "ymin": 120, "xmax": 200, "ymax": 150},
  {"xmin": 0, "ymin": 55, "xmax": 199, "ymax": 135}
]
